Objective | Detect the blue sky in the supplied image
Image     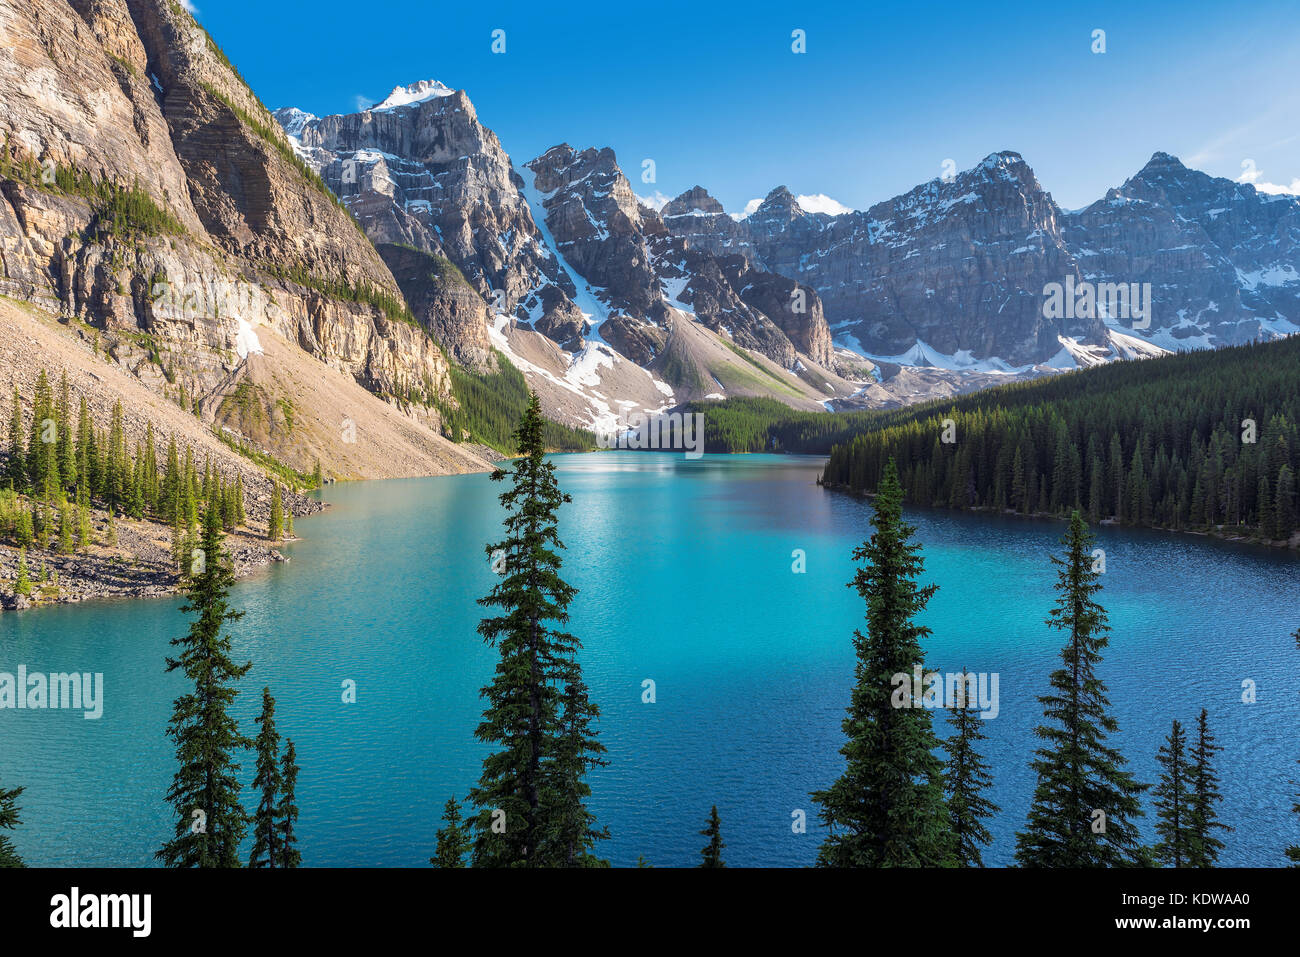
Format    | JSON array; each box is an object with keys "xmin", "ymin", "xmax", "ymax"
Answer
[{"xmin": 191, "ymin": 0, "xmax": 1300, "ymax": 213}]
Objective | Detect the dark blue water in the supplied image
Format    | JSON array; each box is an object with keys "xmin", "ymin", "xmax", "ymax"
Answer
[{"xmin": 1, "ymin": 453, "xmax": 1297, "ymax": 866}]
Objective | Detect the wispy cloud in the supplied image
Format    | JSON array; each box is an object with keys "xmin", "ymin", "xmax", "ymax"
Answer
[{"xmin": 179, "ymin": 0, "xmax": 199, "ymax": 13}]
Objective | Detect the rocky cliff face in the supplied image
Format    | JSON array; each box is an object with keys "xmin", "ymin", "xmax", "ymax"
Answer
[
  {"xmin": 664, "ymin": 151, "xmax": 1300, "ymax": 366},
  {"xmin": 277, "ymin": 86, "xmax": 854, "ymax": 423},
  {"xmin": 1062, "ymin": 152, "xmax": 1300, "ymax": 348},
  {"xmin": 664, "ymin": 153, "xmax": 1105, "ymax": 367},
  {"xmin": 0, "ymin": 0, "xmax": 472, "ymax": 475},
  {"xmin": 523, "ymin": 144, "xmax": 837, "ymax": 370},
  {"xmin": 275, "ymin": 84, "xmax": 578, "ymax": 333}
]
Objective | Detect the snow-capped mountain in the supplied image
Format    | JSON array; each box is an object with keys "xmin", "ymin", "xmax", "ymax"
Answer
[
  {"xmin": 1062, "ymin": 152, "xmax": 1300, "ymax": 350},
  {"xmin": 274, "ymin": 83, "xmax": 859, "ymax": 429},
  {"xmin": 664, "ymin": 151, "xmax": 1300, "ymax": 368},
  {"xmin": 275, "ymin": 80, "xmax": 1300, "ymax": 425}
]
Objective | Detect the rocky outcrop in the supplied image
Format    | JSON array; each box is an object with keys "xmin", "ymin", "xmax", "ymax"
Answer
[
  {"xmin": 275, "ymin": 84, "xmax": 579, "ymax": 330},
  {"xmin": 664, "ymin": 154, "xmax": 1104, "ymax": 366},
  {"xmin": 0, "ymin": 0, "xmax": 469, "ymax": 478},
  {"xmin": 523, "ymin": 145, "xmax": 837, "ymax": 373},
  {"xmin": 377, "ymin": 242, "xmax": 495, "ymax": 371},
  {"xmin": 1062, "ymin": 152, "xmax": 1300, "ymax": 347}
]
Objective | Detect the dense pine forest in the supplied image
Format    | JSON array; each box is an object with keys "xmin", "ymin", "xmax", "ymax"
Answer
[
  {"xmin": 435, "ymin": 351, "xmax": 596, "ymax": 455},
  {"xmin": 818, "ymin": 337, "xmax": 1300, "ymax": 543}
]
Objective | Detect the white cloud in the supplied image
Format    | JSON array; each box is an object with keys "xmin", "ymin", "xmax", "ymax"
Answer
[
  {"xmin": 1254, "ymin": 179, "xmax": 1300, "ymax": 195},
  {"xmin": 731, "ymin": 198, "xmax": 764, "ymax": 221},
  {"xmin": 354, "ymin": 94, "xmax": 376, "ymax": 112},
  {"xmin": 179, "ymin": 0, "xmax": 199, "ymax": 13},
  {"xmin": 1237, "ymin": 164, "xmax": 1300, "ymax": 195},
  {"xmin": 795, "ymin": 193, "xmax": 853, "ymax": 216},
  {"xmin": 636, "ymin": 191, "xmax": 671, "ymax": 212}
]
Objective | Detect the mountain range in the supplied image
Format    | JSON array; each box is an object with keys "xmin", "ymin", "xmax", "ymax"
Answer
[{"xmin": 274, "ymin": 79, "xmax": 1300, "ymax": 429}]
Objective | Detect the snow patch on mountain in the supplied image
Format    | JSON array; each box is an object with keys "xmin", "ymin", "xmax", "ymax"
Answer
[
  {"xmin": 514, "ymin": 160, "xmax": 613, "ymax": 343},
  {"xmin": 370, "ymin": 80, "xmax": 454, "ymax": 111}
]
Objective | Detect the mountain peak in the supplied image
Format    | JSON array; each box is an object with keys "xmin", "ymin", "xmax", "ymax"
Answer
[
  {"xmin": 272, "ymin": 106, "xmax": 317, "ymax": 137},
  {"xmin": 756, "ymin": 186, "xmax": 802, "ymax": 215},
  {"xmin": 371, "ymin": 80, "xmax": 455, "ymax": 112},
  {"xmin": 1143, "ymin": 151, "xmax": 1186, "ymax": 170},
  {"xmin": 662, "ymin": 186, "xmax": 724, "ymax": 218}
]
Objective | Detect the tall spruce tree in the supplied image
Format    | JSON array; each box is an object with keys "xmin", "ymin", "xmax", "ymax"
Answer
[
  {"xmin": 699, "ymin": 805, "xmax": 726, "ymax": 868},
  {"xmin": 248, "ymin": 687, "xmax": 282, "ymax": 868},
  {"xmin": 467, "ymin": 392, "xmax": 605, "ymax": 867},
  {"xmin": 276, "ymin": 740, "xmax": 301, "ymax": 868},
  {"xmin": 157, "ymin": 497, "xmax": 252, "ymax": 868},
  {"xmin": 942, "ymin": 673, "xmax": 999, "ymax": 867},
  {"xmin": 268, "ymin": 482, "xmax": 283, "ymax": 541},
  {"xmin": 431, "ymin": 797, "xmax": 471, "ymax": 868},
  {"xmin": 1152, "ymin": 719, "xmax": 1194, "ymax": 867},
  {"xmin": 0, "ymin": 775, "xmax": 23, "ymax": 867},
  {"xmin": 6, "ymin": 387, "xmax": 24, "ymax": 492},
  {"xmin": 811, "ymin": 458, "xmax": 953, "ymax": 867},
  {"xmin": 1186, "ymin": 708, "xmax": 1229, "ymax": 867},
  {"xmin": 1014, "ymin": 511, "xmax": 1146, "ymax": 867}
]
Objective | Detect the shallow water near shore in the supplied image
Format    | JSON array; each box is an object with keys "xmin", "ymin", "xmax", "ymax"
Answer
[{"xmin": 2, "ymin": 452, "xmax": 1297, "ymax": 866}]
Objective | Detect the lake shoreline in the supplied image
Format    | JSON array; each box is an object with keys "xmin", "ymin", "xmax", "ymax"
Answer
[{"xmin": 820, "ymin": 480, "xmax": 1300, "ymax": 553}]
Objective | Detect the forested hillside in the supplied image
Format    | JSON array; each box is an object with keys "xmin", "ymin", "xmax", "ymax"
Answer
[
  {"xmin": 820, "ymin": 337, "xmax": 1300, "ymax": 543},
  {"xmin": 684, "ymin": 397, "xmax": 881, "ymax": 453},
  {"xmin": 435, "ymin": 353, "xmax": 596, "ymax": 455}
]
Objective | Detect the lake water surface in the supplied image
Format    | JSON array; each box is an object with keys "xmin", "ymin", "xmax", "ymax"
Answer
[{"xmin": 2, "ymin": 453, "xmax": 1297, "ymax": 866}]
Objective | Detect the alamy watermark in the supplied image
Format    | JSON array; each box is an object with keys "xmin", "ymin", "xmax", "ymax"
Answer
[
  {"xmin": 890, "ymin": 667, "xmax": 1000, "ymax": 719},
  {"xmin": 1042, "ymin": 275, "xmax": 1151, "ymax": 330},
  {"xmin": 0, "ymin": 666, "xmax": 103, "ymax": 719},
  {"xmin": 595, "ymin": 409, "xmax": 705, "ymax": 459}
]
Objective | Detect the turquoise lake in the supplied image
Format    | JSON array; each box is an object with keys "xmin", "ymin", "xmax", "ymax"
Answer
[{"xmin": 1, "ymin": 452, "xmax": 1298, "ymax": 867}]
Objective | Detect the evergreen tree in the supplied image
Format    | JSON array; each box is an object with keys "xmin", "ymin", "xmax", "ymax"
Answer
[
  {"xmin": 14, "ymin": 507, "xmax": 32, "ymax": 548},
  {"xmin": 268, "ymin": 482, "xmax": 283, "ymax": 541},
  {"xmin": 0, "ymin": 775, "xmax": 23, "ymax": 867},
  {"xmin": 31, "ymin": 501, "xmax": 46, "ymax": 550},
  {"xmin": 431, "ymin": 797, "xmax": 471, "ymax": 868},
  {"xmin": 699, "ymin": 805, "xmax": 726, "ymax": 868},
  {"xmin": 56, "ymin": 371, "xmax": 74, "ymax": 490},
  {"xmin": 942, "ymin": 673, "xmax": 999, "ymax": 867},
  {"xmin": 1186, "ymin": 708, "xmax": 1229, "ymax": 867},
  {"xmin": 14, "ymin": 547, "xmax": 30, "ymax": 597},
  {"xmin": 6, "ymin": 387, "xmax": 24, "ymax": 492},
  {"xmin": 76, "ymin": 489, "xmax": 92, "ymax": 551},
  {"xmin": 544, "ymin": 664, "xmax": 609, "ymax": 865},
  {"xmin": 1014, "ymin": 511, "xmax": 1146, "ymax": 867},
  {"xmin": 811, "ymin": 459, "xmax": 953, "ymax": 867},
  {"xmin": 248, "ymin": 688, "xmax": 282, "ymax": 869},
  {"xmin": 1152, "ymin": 719, "xmax": 1194, "ymax": 867},
  {"xmin": 156, "ymin": 498, "xmax": 252, "ymax": 868},
  {"xmin": 57, "ymin": 501, "xmax": 74, "ymax": 555},
  {"xmin": 105, "ymin": 401, "xmax": 125, "ymax": 509},
  {"xmin": 467, "ymin": 392, "xmax": 605, "ymax": 867},
  {"xmin": 276, "ymin": 740, "xmax": 301, "ymax": 868}
]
